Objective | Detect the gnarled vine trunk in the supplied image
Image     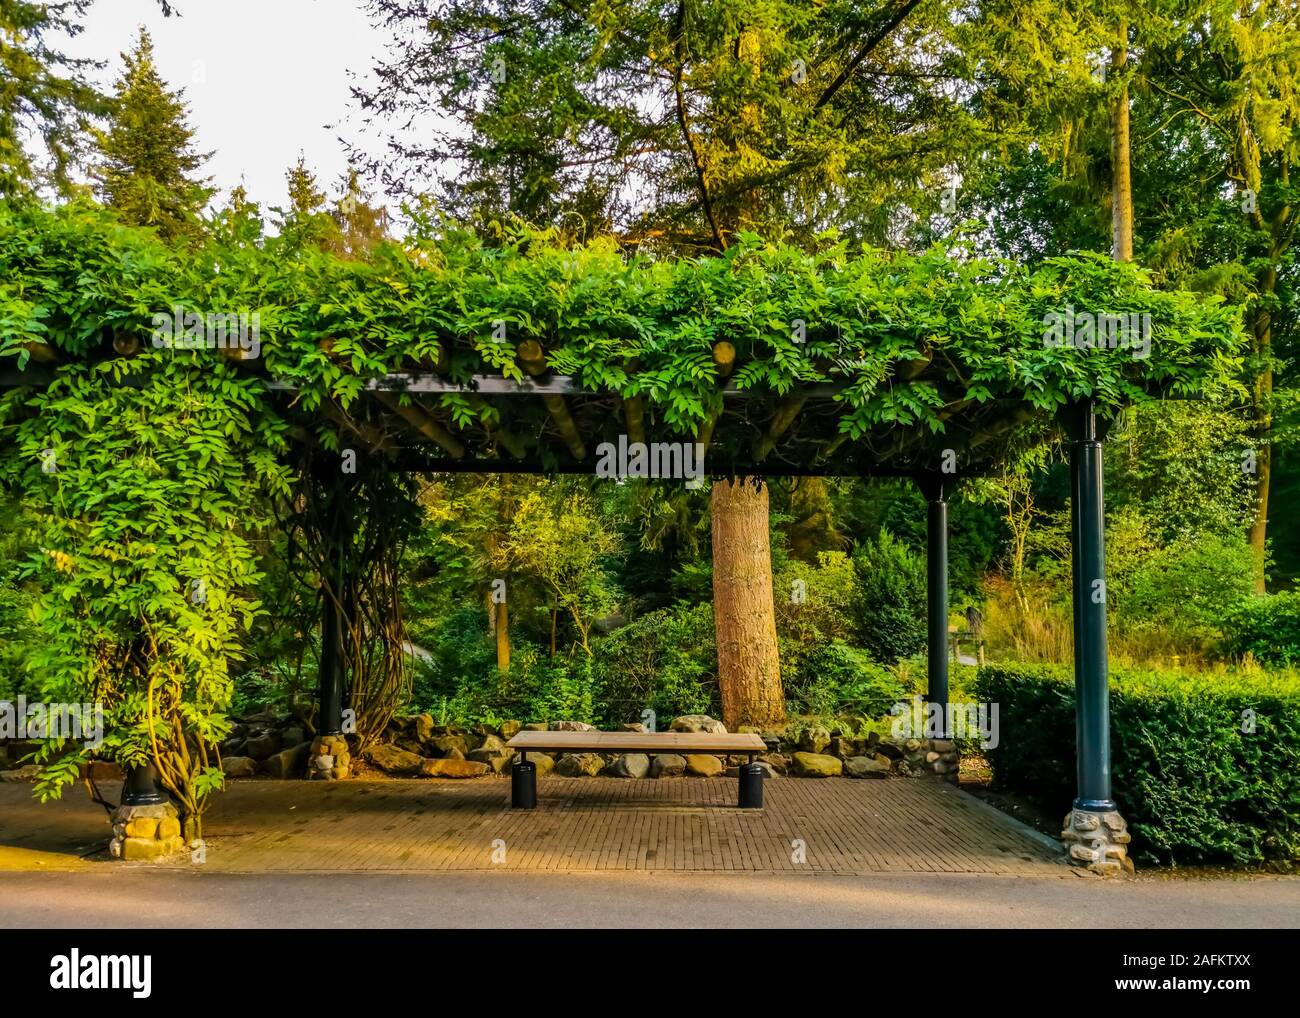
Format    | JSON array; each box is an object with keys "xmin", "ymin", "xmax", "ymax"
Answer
[{"xmin": 711, "ymin": 478, "xmax": 785, "ymax": 730}]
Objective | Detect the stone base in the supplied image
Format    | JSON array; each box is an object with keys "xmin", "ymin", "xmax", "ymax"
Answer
[
  {"xmin": 896, "ymin": 738, "xmax": 960, "ymax": 781},
  {"xmin": 108, "ymin": 802, "xmax": 186, "ymax": 862},
  {"xmin": 308, "ymin": 735, "xmax": 351, "ymax": 780},
  {"xmin": 1062, "ymin": 808, "xmax": 1135, "ymax": 876}
]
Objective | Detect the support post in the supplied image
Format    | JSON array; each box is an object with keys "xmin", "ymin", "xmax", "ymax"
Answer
[
  {"xmin": 308, "ymin": 457, "xmax": 353, "ymax": 781},
  {"xmin": 915, "ymin": 474, "xmax": 951, "ymax": 732},
  {"xmin": 110, "ymin": 763, "xmax": 185, "ymax": 861},
  {"xmin": 1060, "ymin": 400, "xmax": 1132, "ymax": 875}
]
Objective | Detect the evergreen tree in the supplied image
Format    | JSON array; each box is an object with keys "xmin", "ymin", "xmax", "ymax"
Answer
[
  {"xmin": 325, "ymin": 167, "xmax": 389, "ymax": 259},
  {"xmin": 0, "ymin": 0, "xmax": 107, "ymax": 196},
  {"xmin": 93, "ymin": 26, "xmax": 213, "ymax": 239},
  {"xmin": 275, "ymin": 153, "xmax": 336, "ymax": 248}
]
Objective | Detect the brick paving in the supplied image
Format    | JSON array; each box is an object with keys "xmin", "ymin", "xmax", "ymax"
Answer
[{"xmin": 0, "ymin": 776, "xmax": 1064, "ymax": 874}]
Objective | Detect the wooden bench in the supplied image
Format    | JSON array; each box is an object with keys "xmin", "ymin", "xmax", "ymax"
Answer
[{"xmin": 505, "ymin": 730, "xmax": 768, "ymax": 809}]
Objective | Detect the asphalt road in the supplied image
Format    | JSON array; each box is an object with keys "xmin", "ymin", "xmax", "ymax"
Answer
[{"xmin": 2, "ymin": 869, "xmax": 1296, "ymax": 928}]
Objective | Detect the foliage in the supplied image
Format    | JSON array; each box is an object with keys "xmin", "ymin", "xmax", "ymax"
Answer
[
  {"xmin": 589, "ymin": 603, "xmax": 717, "ymax": 727},
  {"xmin": 785, "ymin": 639, "xmax": 904, "ymax": 721},
  {"xmin": 850, "ymin": 529, "xmax": 927, "ymax": 664},
  {"xmin": 0, "ymin": 352, "xmax": 290, "ymax": 830},
  {"xmin": 92, "ymin": 27, "xmax": 213, "ymax": 240},
  {"xmin": 1221, "ymin": 593, "xmax": 1300, "ymax": 668},
  {"xmin": 975, "ymin": 661, "xmax": 1300, "ymax": 867}
]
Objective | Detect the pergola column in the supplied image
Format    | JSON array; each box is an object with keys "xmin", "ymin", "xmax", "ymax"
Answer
[
  {"xmin": 915, "ymin": 474, "xmax": 951, "ymax": 730},
  {"xmin": 308, "ymin": 459, "xmax": 353, "ymax": 781},
  {"xmin": 110, "ymin": 762, "xmax": 185, "ymax": 861},
  {"xmin": 1060, "ymin": 399, "xmax": 1133, "ymax": 875}
]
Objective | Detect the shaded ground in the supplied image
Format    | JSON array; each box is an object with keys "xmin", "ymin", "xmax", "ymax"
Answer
[
  {"xmin": 0, "ymin": 775, "xmax": 1063, "ymax": 874},
  {"xmin": 2, "ymin": 869, "xmax": 1296, "ymax": 928}
]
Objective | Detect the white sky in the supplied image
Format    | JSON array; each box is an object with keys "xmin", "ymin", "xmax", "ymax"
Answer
[{"xmin": 64, "ymin": 0, "xmax": 396, "ymax": 216}]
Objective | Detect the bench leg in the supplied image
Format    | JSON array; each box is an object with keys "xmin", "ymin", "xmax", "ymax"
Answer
[
  {"xmin": 738, "ymin": 762, "xmax": 764, "ymax": 809},
  {"xmin": 511, "ymin": 759, "xmax": 537, "ymax": 809}
]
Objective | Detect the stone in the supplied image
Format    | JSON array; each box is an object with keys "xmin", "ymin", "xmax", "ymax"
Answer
[
  {"xmin": 726, "ymin": 761, "xmax": 778, "ymax": 780},
  {"xmin": 904, "ymin": 738, "xmax": 922, "ymax": 752},
  {"xmin": 221, "ymin": 756, "xmax": 258, "ymax": 779},
  {"xmin": 828, "ymin": 736, "xmax": 862, "ymax": 759},
  {"xmin": 415, "ymin": 714, "xmax": 437, "ymax": 743},
  {"xmin": 556, "ymin": 752, "xmax": 604, "ymax": 777},
  {"xmin": 670, "ymin": 714, "xmax": 727, "ymax": 734},
  {"xmin": 0, "ymin": 765, "xmax": 39, "ymax": 782},
  {"xmin": 124, "ymin": 817, "xmax": 159, "ymax": 839},
  {"xmin": 475, "ymin": 734, "xmax": 507, "ymax": 754},
  {"xmin": 158, "ymin": 816, "xmax": 181, "ymax": 840},
  {"xmin": 261, "ymin": 742, "xmax": 310, "ymax": 779},
  {"xmin": 926, "ymin": 750, "xmax": 941, "ymax": 763},
  {"xmin": 1062, "ymin": 809, "xmax": 1135, "ymax": 876},
  {"xmin": 514, "ymin": 753, "xmax": 555, "ymax": 776},
  {"xmin": 363, "ymin": 744, "xmax": 424, "ymax": 776},
  {"xmin": 649, "ymin": 753, "xmax": 686, "ymax": 778},
  {"xmin": 499, "ymin": 720, "xmax": 523, "ymax": 740},
  {"xmin": 609, "ymin": 753, "xmax": 650, "ymax": 778},
  {"xmin": 313, "ymin": 735, "xmax": 349, "ymax": 756},
  {"xmin": 243, "ymin": 730, "xmax": 278, "ymax": 761},
  {"xmin": 432, "ymin": 734, "xmax": 470, "ymax": 758},
  {"xmin": 444, "ymin": 748, "xmax": 465, "ymax": 761},
  {"xmin": 469, "ymin": 740, "xmax": 514, "ymax": 773},
  {"xmin": 281, "ymin": 726, "xmax": 305, "ymax": 748},
  {"xmin": 844, "ymin": 754, "xmax": 892, "ymax": 778},
  {"xmin": 550, "ymin": 720, "xmax": 597, "ymax": 732},
  {"xmin": 523, "ymin": 723, "xmax": 548, "ymax": 731},
  {"xmin": 622, "ymin": 722, "xmax": 650, "ymax": 733},
  {"xmin": 684, "ymin": 754, "xmax": 725, "ymax": 777},
  {"xmin": 931, "ymin": 739, "xmax": 956, "ymax": 752},
  {"xmin": 876, "ymin": 740, "xmax": 904, "ymax": 760},
  {"xmin": 120, "ymin": 837, "xmax": 169, "ymax": 861},
  {"xmin": 799, "ymin": 726, "xmax": 831, "ymax": 754},
  {"xmin": 420, "ymin": 758, "xmax": 490, "ymax": 778},
  {"xmin": 791, "ymin": 752, "xmax": 843, "ymax": 777},
  {"xmin": 757, "ymin": 753, "xmax": 788, "ymax": 775}
]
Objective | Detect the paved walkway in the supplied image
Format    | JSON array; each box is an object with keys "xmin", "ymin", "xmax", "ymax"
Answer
[{"xmin": 0, "ymin": 776, "xmax": 1063, "ymax": 874}]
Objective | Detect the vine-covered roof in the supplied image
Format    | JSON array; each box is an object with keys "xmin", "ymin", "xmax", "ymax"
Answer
[{"xmin": 0, "ymin": 201, "xmax": 1244, "ymax": 476}]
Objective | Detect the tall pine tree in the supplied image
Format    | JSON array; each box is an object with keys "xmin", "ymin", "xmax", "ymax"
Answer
[{"xmin": 93, "ymin": 26, "xmax": 212, "ymax": 240}]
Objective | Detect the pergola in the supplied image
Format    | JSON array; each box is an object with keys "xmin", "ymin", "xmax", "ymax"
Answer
[{"xmin": 0, "ymin": 216, "xmax": 1243, "ymax": 874}]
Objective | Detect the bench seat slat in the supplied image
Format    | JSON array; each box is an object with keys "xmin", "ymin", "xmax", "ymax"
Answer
[{"xmin": 505, "ymin": 731, "xmax": 765, "ymax": 754}]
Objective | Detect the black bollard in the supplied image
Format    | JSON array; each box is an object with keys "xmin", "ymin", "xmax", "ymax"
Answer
[
  {"xmin": 738, "ymin": 762, "xmax": 764, "ymax": 809},
  {"xmin": 511, "ymin": 759, "xmax": 537, "ymax": 809}
]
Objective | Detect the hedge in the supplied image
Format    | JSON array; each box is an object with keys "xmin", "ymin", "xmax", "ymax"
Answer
[{"xmin": 974, "ymin": 662, "xmax": 1300, "ymax": 867}]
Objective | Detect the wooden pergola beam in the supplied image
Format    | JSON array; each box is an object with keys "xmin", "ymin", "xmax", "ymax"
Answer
[
  {"xmin": 373, "ymin": 392, "xmax": 466, "ymax": 459},
  {"xmin": 516, "ymin": 340, "xmax": 586, "ymax": 459}
]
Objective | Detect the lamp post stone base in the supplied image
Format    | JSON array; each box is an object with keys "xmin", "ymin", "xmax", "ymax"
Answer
[
  {"xmin": 108, "ymin": 802, "xmax": 186, "ymax": 861},
  {"xmin": 1062, "ymin": 808, "xmax": 1134, "ymax": 876},
  {"xmin": 308, "ymin": 734, "xmax": 351, "ymax": 780}
]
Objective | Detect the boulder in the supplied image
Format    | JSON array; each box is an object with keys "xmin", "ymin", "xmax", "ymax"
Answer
[
  {"xmin": 0, "ymin": 765, "xmax": 39, "ymax": 782},
  {"xmin": 420, "ymin": 758, "xmax": 490, "ymax": 778},
  {"xmin": 876, "ymin": 740, "xmax": 904, "ymax": 760},
  {"xmin": 432, "ymin": 734, "xmax": 471, "ymax": 758},
  {"xmin": 242, "ymin": 730, "xmax": 278, "ymax": 761},
  {"xmin": 499, "ymin": 720, "xmax": 523, "ymax": 740},
  {"xmin": 363, "ymin": 744, "xmax": 425, "ymax": 776},
  {"xmin": 556, "ymin": 752, "xmax": 604, "ymax": 777},
  {"xmin": 261, "ymin": 742, "xmax": 311, "ymax": 779},
  {"xmin": 468, "ymin": 736, "xmax": 514, "ymax": 773},
  {"xmin": 219, "ymin": 737, "xmax": 246, "ymax": 758},
  {"xmin": 523, "ymin": 722, "xmax": 548, "ymax": 731},
  {"xmin": 828, "ymin": 736, "xmax": 862, "ymax": 759},
  {"xmin": 475, "ymin": 734, "xmax": 507, "ymax": 754},
  {"xmin": 757, "ymin": 753, "xmax": 788, "ymax": 775},
  {"xmin": 414, "ymin": 714, "xmax": 437, "ymax": 743},
  {"xmin": 670, "ymin": 714, "xmax": 727, "ymax": 734},
  {"xmin": 649, "ymin": 753, "xmax": 686, "ymax": 778},
  {"xmin": 622, "ymin": 722, "xmax": 650, "ymax": 733},
  {"xmin": 281, "ymin": 725, "xmax": 305, "ymax": 748},
  {"xmin": 725, "ymin": 761, "xmax": 779, "ymax": 780},
  {"xmin": 799, "ymin": 725, "xmax": 831, "ymax": 754},
  {"xmin": 550, "ymin": 720, "xmax": 597, "ymax": 732},
  {"xmin": 685, "ymin": 754, "xmax": 725, "ymax": 777},
  {"xmin": 844, "ymin": 754, "xmax": 893, "ymax": 778},
  {"xmin": 791, "ymin": 751, "xmax": 843, "ymax": 777},
  {"xmin": 609, "ymin": 753, "xmax": 650, "ymax": 778},
  {"xmin": 221, "ymin": 756, "xmax": 258, "ymax": 779}
]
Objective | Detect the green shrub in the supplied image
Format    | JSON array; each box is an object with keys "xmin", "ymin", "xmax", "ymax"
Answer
[
  {"xmin": 852, "ymin": 529, "xmax": 927, "ymax": 664},
  {"xmin": 786, "ymin": 640, "xmax": 905, "ymax": 719},
  {"xmin": 974, "ymin": 662, "xmax": 1300, "ymax": 867},
  {"xmin": 1221, "ymin": 592, "xmax": 1300, "ymax": 666},
  {"xmin": 590, "ymin": 604, "xmax": 717, "ymax": 727}
]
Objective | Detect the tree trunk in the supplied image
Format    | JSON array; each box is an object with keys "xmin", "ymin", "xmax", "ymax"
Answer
[
  {"xmin": 1110, "ymin": 21, "xmax": 1133, "ymax": 262},
  {"xmin": 495, "ymin": 600, "xmax": 510, "ymax": 672},
  {"xmin": 711, "ymin": 478, "xmax": 786, "ymax": 729},
  {"xmin": 1248, "ymin": 297, "xmax": 1274, "ymax": 593}
]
